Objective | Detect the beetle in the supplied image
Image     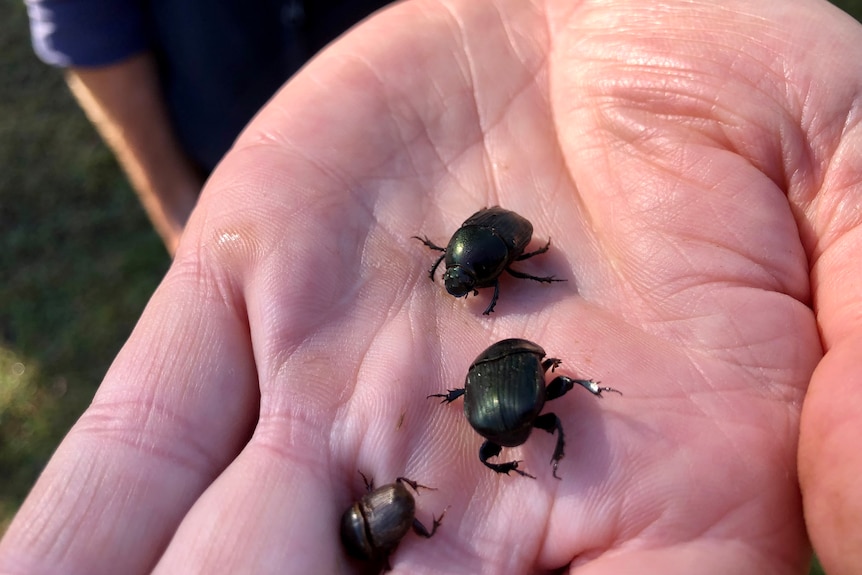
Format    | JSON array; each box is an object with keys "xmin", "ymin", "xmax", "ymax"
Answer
[
  {"xmin": 429, "ymin": 338, "xmax": 620, "ymax": 479},
  {"xmin": 414, "ymin": 206, "xmax": 564, "ymax": 314},
  {"xmin": 340, "ymin": 472, "xmax": 444, "ymax": 569}
]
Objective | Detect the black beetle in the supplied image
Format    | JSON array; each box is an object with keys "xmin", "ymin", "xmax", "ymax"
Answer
[
  {"xmin": 340, "ymin": 472, "xmax": 444, "ymax": 569},
  {"xmin": 414, "ymin": 206, "xmax": 564, "ymax": 314},
  {"xmin": 429, "ymin": 338, "xmax": 620, "ymax": 479}
]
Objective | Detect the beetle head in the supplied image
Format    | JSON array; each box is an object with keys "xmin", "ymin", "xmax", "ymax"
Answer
[{"xmin": 443, "ymin": 266, "xmax": 475, "ymax": 297}]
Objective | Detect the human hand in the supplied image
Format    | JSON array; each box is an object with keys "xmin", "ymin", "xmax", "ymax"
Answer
[{"xmin": 2, "ymin": 1, "xmax": 860, "ymax": 573}]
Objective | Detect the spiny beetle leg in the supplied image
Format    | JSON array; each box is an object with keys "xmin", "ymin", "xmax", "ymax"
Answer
[
  {"xmin": 551, "ymin": 376, "xmax": 622, "ymax": 398},
  {"xmin": 428, "ymin": 254, "xmax": 445, "ymax": 281},
  {"xmin": 396, "ymin": 477, "xmax": 435, "ymax": 493},
  {"xmin": 412, "ymin": 508, "xmax": 445, "ymax": 538},
  {"xmin": 412, "ymin": 235, "xmax": 446, "ymax": 280},
  {"xmin": 413, "ymin": 235, "xmax": 446, "ymax": 252},
  {"xmin": 545, "ymin": 376, "xmax": 575, "ymax": 401},
  {"xmin": 427, "ymin": 388, "xmax": 465, "ymax": 404},
  {"xmin": 505, "ymin": 267, "xmax": 565, "ymax": 284},
  {"xmin": 542, "ymin": 357, "xmax": 563, "ymax": 373},
  {"xmin": 533, "ymin": 412, "xmax": 565, "ymax": 480},
  {"xmin": 358, "ymin": 470, "xmax": 374, "ymax": 491},
  {"xmin": 482, "ymin": 280, "xmax": 500, "ymax": 315},
  {"xmin": 479, "ymin": 440, "xmax": 535, "ymax": 479},
  {"xmin": 515, "ymin": 238, "xmax": 552, "ymax": 261}
]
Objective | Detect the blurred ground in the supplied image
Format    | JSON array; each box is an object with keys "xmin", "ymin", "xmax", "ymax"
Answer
[
  {"xmin": 0, "ymin": 0, "xmax": 169, "ymax": 530},
  {"xmin": 0, "ymin": 0, "xmax": 859, "ymax": 572}
]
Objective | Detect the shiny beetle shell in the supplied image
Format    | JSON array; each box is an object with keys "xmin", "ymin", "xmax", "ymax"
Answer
[
  {"xmin": 340, "ymin": 480, "xmax": 416, "ymax": 560},
  {"xmin": 464, "ymin": 339, "xmax": 548, "ymax": 447},
  {"xmin": 340, "ymin": 474, "xmax": 443, "ymax": 568},
  {"xmin": 441, "ymin": 207, "xmax": 534, "ymax": 295},
  {"xmin": 414, "ymin": 207, "xmax": 563, "ymax": 314},
  {"xmin": 429, "ymin": 338, "xmax": 620, "ymax": 478}
]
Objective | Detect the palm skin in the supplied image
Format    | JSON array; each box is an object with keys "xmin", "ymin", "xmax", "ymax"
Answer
[{"xmin": 2, "ymin": 0, "xmax": 861, "ymax": 573}]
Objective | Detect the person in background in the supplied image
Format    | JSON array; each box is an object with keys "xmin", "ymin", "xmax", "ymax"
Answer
[{"xmin": 25, "ymin": 0, "xmax": 393, "ymax": 255}]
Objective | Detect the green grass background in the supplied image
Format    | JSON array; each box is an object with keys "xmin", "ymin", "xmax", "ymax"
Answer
[{"xmin": 1, "ymin": 0, "xmax": 860, "ymax": 572}]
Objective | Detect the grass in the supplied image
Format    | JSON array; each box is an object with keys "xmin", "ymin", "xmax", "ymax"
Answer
[
  {"xmin": 0, "ymin": 0, "xmax": 168, "ymax": 531},
  {"xmin": 0, "ymin": 0, "xmax": 859, "ymax": 572}
]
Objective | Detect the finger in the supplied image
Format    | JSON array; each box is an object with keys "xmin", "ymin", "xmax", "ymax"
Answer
[
  {"xmin": 787, "ymin": 4, "xmax": 862, "ymax": 573},
  {"xmin": 150, "ymin": 171, "xmax": 458, "ymax": 574},
  {"xmin": 152, "ymin": 446, "xmax": 345, "ymax": 573},
  {"xmin": 546, "ymin": 1, "xmax": 837, "ymax": 572},
  {"xmin": 0, "ymin": 258, "xmax": 259, "ymax": 574},
  {"xmin": 801, "ymin": 337, "xmax": 862, "ymax": 575},
  {"xmin": 797, "ymin": 62, "xmax": 862, "ymax": 571}
]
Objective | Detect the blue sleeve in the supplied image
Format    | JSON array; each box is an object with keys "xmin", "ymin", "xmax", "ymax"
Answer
[{"xmin": 25, "ymin": 0, "xmax": 149, "ymax": 67}]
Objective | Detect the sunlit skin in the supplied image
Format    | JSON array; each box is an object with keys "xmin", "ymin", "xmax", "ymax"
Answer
[{"xmin": 1, "ymin": 1, "xmax": 861, "ymax": 574}]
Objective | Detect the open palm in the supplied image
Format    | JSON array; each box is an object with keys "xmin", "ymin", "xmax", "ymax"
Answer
[{"xmin": 3, "ymin": 1, "xmax": 861, "ymax": 574}]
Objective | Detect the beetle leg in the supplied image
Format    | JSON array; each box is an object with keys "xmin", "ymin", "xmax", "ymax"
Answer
[
  {"xmin": 549, "ymin": 376, "xmax": 622, "ymax": 398},
  {"xmin": 533, "ymin": 412, "xmax": 565, "ymax": 480},
  {"xmin": 396, "ymin": 477, "xmax": 436, "ymax": 493},
  {"xmin": 413, "ymin": 236, "xmax": 447, "ymax": 280},
  {"xmin": 427, "ymin": 388, "xmax": 465, "ymax": 403},
  {"xmin": 479, "ymin": 440, "xmax": 535, "ymax": 478},
  {"xmin": 358, "ymin": 470, "xmax": 375, "ymax": 491},
  {"xmin": 544, "ymin": 376, "xmax": 575, "ymax": 401},
  {"xmin": 482, "ymin": 280, "xmax": 500, "ymax": 315},
  {"xmin": 505, "ymin": 266, "xmax": 566, "ymax": 284},
  {"xmin": 411, "ymin": 507, "xmax": 446, "ymax": 538},
  {"xmin": 413, "ymin": 235, "xmax": 446, "ymax": 252},
  {"xmin": 515, "ymin": 238, "xmax": 552, "ymax": 260},
  {"xmin": 428, "ymin": 253, "xmax": 445, "ymax": 281},
  {"xmin": 542, "ymin": 357, "xmax": 563, "ymax": 373}
]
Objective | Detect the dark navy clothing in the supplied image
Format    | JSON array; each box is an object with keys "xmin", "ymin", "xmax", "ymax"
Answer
[{"xmin": 26, "ymin": 0, "xmax": 393, "ymax": 171}]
